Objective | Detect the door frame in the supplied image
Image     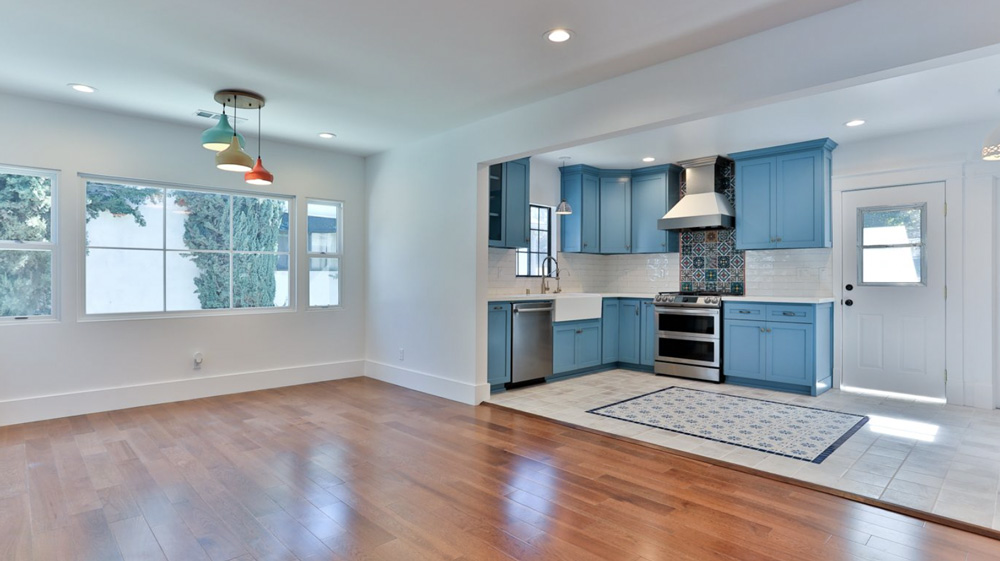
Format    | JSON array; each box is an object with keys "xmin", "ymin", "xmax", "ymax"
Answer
[{"xmin": 832, "ymin": 165, "xmax": 964, "ymax": 405}]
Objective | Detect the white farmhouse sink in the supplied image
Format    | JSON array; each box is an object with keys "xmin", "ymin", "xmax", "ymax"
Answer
[{"xmin": 552, "ymin": 293, "xmax": 602, "ymax": 322}]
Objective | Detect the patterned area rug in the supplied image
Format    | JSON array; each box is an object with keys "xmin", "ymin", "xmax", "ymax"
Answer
[{"xmin": 588, "ymin": 387, "xmax": 868, "ymax": 463}]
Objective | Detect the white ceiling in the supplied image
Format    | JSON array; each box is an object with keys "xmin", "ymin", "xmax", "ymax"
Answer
[
  {"xmin": 535, "ymin": 51, "xmax": 1000, "ymax": 168},
  {"xmin": 0, "ymin": 0, "xmax": 855, "ymax": 156}
]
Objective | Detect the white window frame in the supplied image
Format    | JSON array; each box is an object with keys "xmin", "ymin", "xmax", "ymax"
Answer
[
  {"xmin": 306, "ymin": 198, "xmax": 343, "ymax": 310},
  {"xmin": 0, "ymin": 164, "xmax": 59, "ymax": 323},
  {"xmin": 79, "ymin": 174, "xmax": 295, "ymax": 320}
]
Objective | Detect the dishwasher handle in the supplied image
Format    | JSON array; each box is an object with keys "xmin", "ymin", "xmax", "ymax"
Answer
[{"xmin": 513, "ymin": 306, "xmax": 553, "ymax": 314}]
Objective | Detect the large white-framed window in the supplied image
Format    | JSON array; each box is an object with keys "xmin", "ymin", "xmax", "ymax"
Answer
[
  {"xmin": 0, "ymin": 165, "xmax": 58, "ymax": 321},
  {"xmin": 82, "ymin": 176, "xmax": 293, "ymax": 317},
  {"xmin": 306, "ymin": 199, "xmax": 341, "ymax": 308}
]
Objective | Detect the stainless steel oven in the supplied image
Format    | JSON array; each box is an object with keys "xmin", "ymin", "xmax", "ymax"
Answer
[{"xmin": 652, "ymin": 293, "xmax": 723, "ymax": 382}]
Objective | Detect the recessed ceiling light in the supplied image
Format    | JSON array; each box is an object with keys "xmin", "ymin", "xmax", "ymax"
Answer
[
  {"xmin": 318, "ymin": 132, "xmax": 336, "ymax": 139},
  {"xmin": 844, "ymin": 119, "xmax": 866, "ymax": 127},
  {"xmin": 68, "ymin": 83, "xmax": 96, "ymax": 93},
  {"xmin": 642, "ymin": 157, "xmax": 656, "ymax": 163},
  {"xmin": 545, "ymin": 28, "xmax": 573, "ymax": 43}
]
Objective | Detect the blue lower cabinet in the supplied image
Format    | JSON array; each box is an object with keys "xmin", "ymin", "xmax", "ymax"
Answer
[
  {"xmin": 722, "ymin": 302, "xmax": 832, "ymax": 396},
  {"xmin": 487, "ymin": 303, "xmax": 511, "ymax": 386},
  {"xmin": 640, "ymin": 300, "xmax": 655, "ymax": 366},
  {"xmin": 552, "ymin": 319, "xmax": 603, "ymax": 375},
  {"xmin": 767, "ymin": 322, "xmax": 813, "ymax": 385},
  {"xmin": 618, "ymin": 299, "xmax": 641, "ymax": 364},
  {"xmin": 723, "ymin": 319, "xmax": 767, "ymax": 380},
  {"xmin": 602, "ymin": 298, "xmax": 619, "ymax": 364}
]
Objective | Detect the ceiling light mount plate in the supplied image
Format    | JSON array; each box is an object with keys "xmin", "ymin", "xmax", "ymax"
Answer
[{"xmin": 214, "ymin": 89, "xmax": 265, "ymax": 109}]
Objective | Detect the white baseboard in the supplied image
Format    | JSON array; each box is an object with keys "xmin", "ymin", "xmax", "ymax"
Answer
[
  {"xmin": 0, "ymin": 360, "xmax": 364, "ymax": 426},
  {"xmin": 365, "ymin": 361, "xmax": 483, "ymax": 405}
]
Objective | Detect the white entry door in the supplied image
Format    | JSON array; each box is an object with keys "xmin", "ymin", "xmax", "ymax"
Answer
[{"xmin": 841, "ymin": 182, "xmax": 946, "ymax": 399}]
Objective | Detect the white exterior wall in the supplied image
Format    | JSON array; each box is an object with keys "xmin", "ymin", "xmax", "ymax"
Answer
[{"xmin": 0, "ymin": 93, "xmax": 367, "ymax": 425}]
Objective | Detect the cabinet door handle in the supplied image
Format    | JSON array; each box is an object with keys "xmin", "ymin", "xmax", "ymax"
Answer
[
  {"xmin": 776, "ymin": 237, "xmax": 782, "ymax": 242},
  {"xmin": 738, "ymin": 310, "xmax": 751, "ymax": 314},
  {"xmin": 760, "ymin": 327, "xmax": 765, "ymax": 332},
  {"xmin": 635, "ymin": 307, "xmax": 640, "ymax": 316},
  {"xmin": 782, "ymin": 311, "xmax": 796, "ymax": 316},
  {"xmin": 767, "ymin": 328, "xmax": 772, "ymax": 333},
  {"xmin": 583, "ymin": 243, "xmax": 588, "ymax": 247},
  {"xmin": 576, "ymin": 329, "xmax": 582, "ymax": 334}
]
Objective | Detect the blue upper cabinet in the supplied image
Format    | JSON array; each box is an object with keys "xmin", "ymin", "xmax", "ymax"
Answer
[
  {"xmin": 730, "ymin": 139, "xmax": 836, "ymax": 250},
  {"xmin": 560, "ymin": 166, "xmax": 600, "ymax": 253},
  {"xmin": 488, "ymin": 157, "xmax": 530, "ymax": 249},
  {"xmin": 599, "ymin": 175, "xmax": 631, "ymax": 253},
  {"xmin": 631, "ymin": 166, "xmax": 681, "ymax": 253}
]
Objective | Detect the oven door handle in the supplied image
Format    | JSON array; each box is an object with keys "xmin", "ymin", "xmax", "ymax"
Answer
[
  {"xmin": 654, "ymin": 307, "xmax": 720, "ymax": 316},
  {"xmin": 657, "ymin": 331, "xmax": 720, "ymax": 342}
]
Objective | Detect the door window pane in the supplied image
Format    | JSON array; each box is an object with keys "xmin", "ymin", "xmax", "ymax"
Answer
[
  {"xmin": 0, "ymin": 249, "xmax": 52, "ymax": 317},
  {"xmin": 858, "ymin": 204, "xmax": 925, "ymax": 285}
]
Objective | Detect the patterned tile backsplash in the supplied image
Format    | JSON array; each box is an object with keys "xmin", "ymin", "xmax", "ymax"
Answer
[
  {"xmin": 680, "ymin": 229, "xmax": 745, "ymax": 295},
  {"xmin": 678, "ymin": 158, "xmax": 745, "ymax": 295}
]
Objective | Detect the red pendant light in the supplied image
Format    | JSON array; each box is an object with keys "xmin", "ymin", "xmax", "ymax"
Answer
[{"xmin": 245, "ymin": 103, "xmax": 274, "ymax": 185}]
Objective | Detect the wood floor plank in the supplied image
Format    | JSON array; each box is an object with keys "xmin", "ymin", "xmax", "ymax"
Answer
[{"xmin": 1, "ymin": 378, "xmax": 997, "ymax": 561}]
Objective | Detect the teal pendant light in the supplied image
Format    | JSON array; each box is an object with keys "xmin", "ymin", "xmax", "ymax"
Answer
[{"xmin": 201, "ymin": 105, "xmax": 246, "ymax": 151}]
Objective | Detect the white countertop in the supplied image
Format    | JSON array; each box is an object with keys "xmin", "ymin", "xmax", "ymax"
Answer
[
  {"xmin": 488, "ymin": 292, "xmax": 653, "ymax": 302},
  {"xmin": 489, "ymin": 293, "xmax": 836, "ymax": 304},
  {"xmin": 721, "ymin": 296, "xmax": 836, "ymax": 304}
]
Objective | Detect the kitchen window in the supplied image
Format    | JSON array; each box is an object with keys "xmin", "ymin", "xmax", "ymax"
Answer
[
  {"xmin": 857, "ymin": 203, "xmax": 926, "ymax": 285},
  {"xmin": 83, "ymin": 178, "xmax": 292, "ymax": 316},
  {"xmin": 0, "ymin": 165, "xmax": 58, "ymax": 321},
  {"xmin": 306, "ymin": 199, "xmax": 342, "ymax": 308},
  {"xmin": 516, "ymin": 205, "xmax": 553, "ymax": 277}
]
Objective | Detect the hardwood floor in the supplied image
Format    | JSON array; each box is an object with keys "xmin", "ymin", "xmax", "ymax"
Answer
[{"xmin": 0, "ymin": 378, "xmax": 998, "ymax": 561}]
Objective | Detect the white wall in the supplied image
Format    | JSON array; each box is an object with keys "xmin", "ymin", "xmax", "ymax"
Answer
[
  {"xmin": 0, "ymin": 93, "xmax": 367, "ymax": 425},
  {"xmin": 366, "ymin": 1, "xmax": 1000, "ymax": 406}
]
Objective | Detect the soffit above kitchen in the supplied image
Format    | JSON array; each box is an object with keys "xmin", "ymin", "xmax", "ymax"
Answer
[
  {"xmin": 0, "ymin": 0, "xmax": 854, "ymax": 156},
  {"xmin": 534, "ymin": 50, "xmax": 1000, "ymax": 169}
]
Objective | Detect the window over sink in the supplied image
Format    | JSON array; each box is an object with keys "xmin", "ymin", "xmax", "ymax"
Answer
[{"xmin": 516, "ymin": 205, "xmax": 554, "ymax": 277}]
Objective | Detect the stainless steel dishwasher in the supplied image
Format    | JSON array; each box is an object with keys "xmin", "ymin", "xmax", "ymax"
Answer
[{"xmin": 511, "ymin": 301, "xmax": 553, "ymax": 384}]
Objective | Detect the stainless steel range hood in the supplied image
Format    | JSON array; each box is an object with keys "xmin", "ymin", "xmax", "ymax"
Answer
[{"xmin": 657, "ymin": 156, "xmax": 735, "ymax": 230}]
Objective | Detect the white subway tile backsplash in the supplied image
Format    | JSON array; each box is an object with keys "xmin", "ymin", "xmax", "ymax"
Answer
[{"xmin": 489, "ymin": 247, "xmax": 831, "ymax": 298}]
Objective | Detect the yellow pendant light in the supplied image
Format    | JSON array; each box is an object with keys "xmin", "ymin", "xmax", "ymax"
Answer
[{"xmin": 214, "ymin": 91, "xmax": 256, "ymax": 172}]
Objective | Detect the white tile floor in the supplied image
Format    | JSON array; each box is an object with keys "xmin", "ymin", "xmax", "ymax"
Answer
[{"xmin": 489, "ymin": 370, "xmax": 1000, "ymax": 530}]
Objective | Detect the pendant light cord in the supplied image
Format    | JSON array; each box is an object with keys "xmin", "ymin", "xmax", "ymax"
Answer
[
  {"xmin": 232, "ymin": 95, "xmax": 238, "ymax": 137},
  {"xmin": 257, "ymin": 105, "xmax": 262, "ymax": 158}
]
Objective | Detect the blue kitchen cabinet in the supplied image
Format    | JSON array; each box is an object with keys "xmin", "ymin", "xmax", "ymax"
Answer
[
  {"xmin": 767, "ymin": 321, "xmax": 814, "ymax": 386},
  {"xmin": 631, "ymin": 166, "xmax": 681, "ymax": 253},
  {"xmin": 640, "ymin": 300, "xmax": 656, "ymax": 366},
  {"xmin": 618, "ymin": 299, "xmax": 641, "ymax": 365},
  {"xmin": 560, "ymin": 165, "xmax": 600, "ymax": 253},
  {"xmin": 723, "ymin": 301, "xmax": 832, "ymax": 396},
  {"xmin": 487, "ymin": 302, "xmax": 511, "ymax": 387},
  {"xmin": 722, "ymin": 319, "xmax": 767, "ymax": 380},
  {"xmin": 552, "ymin": 319, "xmax": 603, "ymax": 375},
  {"xmin": 730, "ymin": 138, "xmax": 836, "ymax": 250},
  {"xmin": 602, "ymin": 298, "xmax": 619, "ymax": 364},
  {"xmin": 488, "ymin": 157, "xmax": 530, "ymax": 249},
  {"xmin": 599, "ymin": 175, "xmax": 631, "ymax": 254}
]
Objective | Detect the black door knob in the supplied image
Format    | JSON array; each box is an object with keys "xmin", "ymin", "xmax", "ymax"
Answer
[
  {"xmin": 845, "ymin": 284, "xmax": 854, "ymax": 291},
  {"xmin": 844, "ymin": 299, "xmax": 854, "ymax": 306}
]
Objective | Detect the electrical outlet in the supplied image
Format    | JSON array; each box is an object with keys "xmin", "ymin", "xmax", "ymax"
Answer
[{"xmin": 398, "ymin": 348, "xmax": 404, "ymax": 361}]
